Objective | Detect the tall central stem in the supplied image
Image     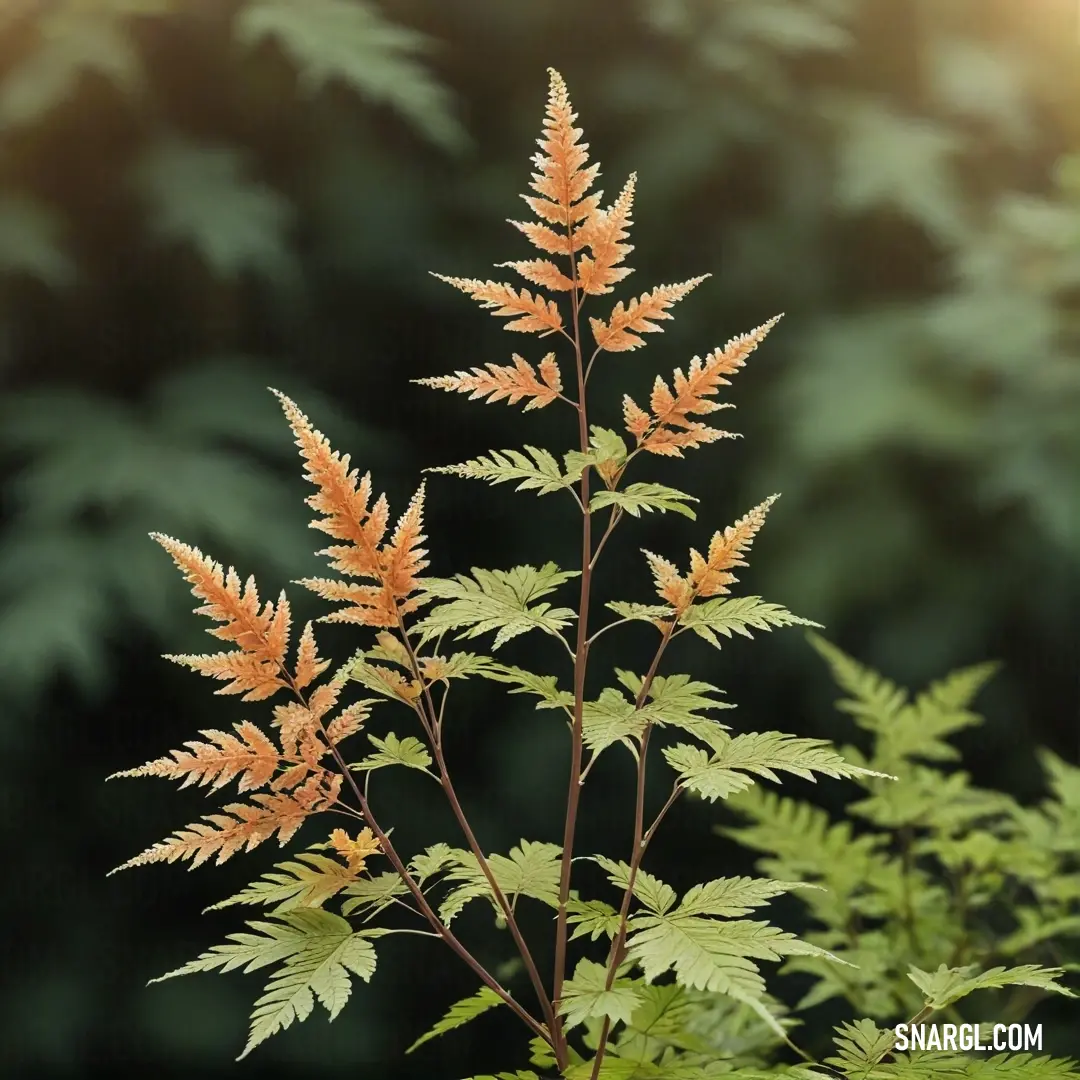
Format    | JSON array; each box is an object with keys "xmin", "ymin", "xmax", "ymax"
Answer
[{"xmin": 551, "ymin": 231, "xmax": 592, "ymax": 1071}]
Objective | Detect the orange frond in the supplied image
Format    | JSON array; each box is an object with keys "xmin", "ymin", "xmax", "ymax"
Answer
[
  {"xmin": 687, "ymin": 496, "xmax": 779, "ymax": 598},
  {"xmin": 329, "ymin": 827, "xmax": 382, "ymax": 874},
  {"xmin": 325, "ymin": 700, "xmax": 371, "ymax": 746},
  {"xmin": 497, "ymin": 258, "xmax": 575, "ymax": 292},
  {"xmin": 109, "ymin": 720, "xmax": 281, "ymax": 793},
  {"xmin": 430, "ymin": 275, "xmax": 564, "ymax": 335},
  {"xmin": 415, "ymin": 353, "xmax": 562, "ymax": 410},
  {"xmin": 163, "ymin": 648, "xmax": 288, "ymax": 701},
  {"xmin": 274, "ymin": 391, "xmax": 429, "ymax": 628},
  {"xmin": 110, "ymin": 772, "xmax": 342, "ymax": 872},
  {"xmin": 642, "ymin": 549, "xmax": 694, "ymax": 616},
  {"xmin": 622, "ymin": 395, "xmax": 651, "ymax": 437},
  {"xmin": 150, "ymin": 535, "xmax": 292, "ymax": 700},
  {"xmin": 383, "ymin": 484, "xmax": 429, "ymax": 600},
  {"xmin": 527, "ymin": 67, "xmax": 601, "ymax": 228},
  {"xmin": 576, "ymin": 174, "xmax": 636, "ymax": 295},
  {"xmin": 293, "ymin": 621, "xmax": 330, "ymax": 691},
  {"xmin": 624, "ymin": 315, "xmax": 783, "ymax": 456},
  {"xmin": 589, "ymin": 276, "xmax": 709, "ymax": 352}
]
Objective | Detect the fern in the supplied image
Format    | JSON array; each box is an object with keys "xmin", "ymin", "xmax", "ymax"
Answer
[{"xmin": 107, "ymin": 67, "xmax": 1078, "ymax": 1079}]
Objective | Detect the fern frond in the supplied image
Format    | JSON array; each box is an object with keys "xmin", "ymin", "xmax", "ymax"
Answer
[
  {"xmin": 109, "ymin": 720, "xmax": 280, "ymax": 793},
  {"xmin": 274, "ymin": 390, "xmax": 427, "ymax": 627},
  {"xmin": 150, "ymin": 534, "xmax": 291, "ymax": 700},
  {"xmin": 426, "ymin": 445, "xmax": 574, "ymax": 495},
  {"xmin": 428, "ymin": 276, "xmax": 564, "ymax": 335},
  {"xmin": 574, "ymin": 174, "xmax": 636, "ymax": 295},
  {"xmin": 589, "ymin": 277, "xmax": 709, "ymax": 353},
  {"xmin": 414, "ymin": 354, "xmax": 562, "ymax": 410},
  {"xmin": 413, "ymin": 563, "xmax": 579, "ymax": 649},
  {"xmin": 908, "ymin": 962, "xmax": 1075, "ymax": 1009},
  {"xmin": 439, "ymin": 840, "xmax": 563, "ymax": 924},
  {"xmin": 110, "ymin": 772, "xmax": 341, "ymax": 872},
  {"xmin": 623, "ymin": 317, "xmax": 781, "ymax": 456},
  {"xmin": 407, "ymin": 986, "xmax": 504, "ymax": 1053},
  {"xmin": 688, "ymin": 496, "xmax": 779, "ymax": 598},
  {"xmin": 590, "ymin": 483, "xmax": 698, "ymax": 520},
  {"xmin": 679, "ymin": 596, "xmax": 822, "ymax": 648},
  {"xmin": 349, "ymin": 731, "xmax": 433, "ymax": 773},
  {"xmin": 558, "ymin": 958, "xmax": 643, "ymax": 1030},
  {"xmin": 664, "ymin": 732, "xmax": 890, "ymax": 802},
  {"xmin": 206, "ymin": 852, "xmax": 360, "ymax": 913}
]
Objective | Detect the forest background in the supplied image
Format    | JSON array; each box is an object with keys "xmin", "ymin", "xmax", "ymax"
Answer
[{"xmin": 1, "ymin": 0, "xmax": 1077, "ymax": 1077}]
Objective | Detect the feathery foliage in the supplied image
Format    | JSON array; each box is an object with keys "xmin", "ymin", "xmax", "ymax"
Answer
[{"xmin": 108, "ymin": 68, "xmax": 1078, "ymax": 1078}]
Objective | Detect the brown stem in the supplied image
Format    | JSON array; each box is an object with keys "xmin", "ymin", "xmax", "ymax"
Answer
[
  {"xmin": 587, "ymin": 628, "xmax": 676, "ymax": 1080},
  {"xmin": 551, "ymin": 209, "xmax": 592, "ymax": 1073},
  {"xmin": 395, "ymin": 619, "xmax": 559, "ymax": 1040},
  {"xmin": 277, "ymin": 666, "xmax": 549, "ymax": 1047}
]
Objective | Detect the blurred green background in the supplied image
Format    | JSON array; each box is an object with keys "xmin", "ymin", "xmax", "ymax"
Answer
[{"xmin": 2, "ymin": 0, "xmax": 1078, "ymax": 1076}]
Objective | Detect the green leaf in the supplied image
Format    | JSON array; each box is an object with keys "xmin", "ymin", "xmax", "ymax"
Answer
[
  {"xmin": 133, "ymin": 136, "xmax": 294, "ymax": 280},
  {"xmin": 205, "ymin": 853, "xmax": 358, "ymax": 914},
  {"xmin": 605, "ymin": 600, "xmax": 673, "ymax": 623},
  {"xmin": 439, "ymin": 841, "xmax": 563, "ymax": 923},
  {"xmin": 590, "ymin": 483, "xmax": 698, "ymax": 520},
  {"xmin": 557, "ymin": 959, "xmax": 643, "ymax": 1030},
  {"xmin": 565, "ymin": 426, "xmax": 629, "ymax": 483},
  {"xmin": 406, "ymin": 985, "xmax": 503, "ymax": 1053},
  {"xmin": 339, "ymin": 871, "xmax": 409, "ymax": 917},
  {"xmin": 235, "ymin": 0, "xmax": 465, "ymax": 151},
  {"xmin": 414, "ymin": 564, "xmax": 579, "ymax": 649},
  {"xmin": 679, "ymin": 596, "xmax": 822, "ymax": 649},
  {"xmin": 427, "ymin": 446, "xmax": 576, "ymax": 496},
  {"xmin": 566, "ymin": 897, "xmax": 622, "ymax": 941},
  {"xmin": 664, "ymin": 732, "xmax": 892, "ymax": 802},
  {"xmin": 592, "ymin": 855, "xmax": 677, "ymax": 916},
  {"xmin": 675, "ymin": 877, "xmax": 817, "ymax": 918},
  {"xmin": 350, "ymin": 731, "xmax": 433, "ymax": 773},
  {"xmin": 908, "ymin": 963, "xmax": 1076, "ymax": 1010},
  {"xmin": 148, "ymin": 909, "xmax": 378, "ymax": 1057},
  {"xmin": 478, "ymin": 662, "xmax": 574, "ymax": 712}
]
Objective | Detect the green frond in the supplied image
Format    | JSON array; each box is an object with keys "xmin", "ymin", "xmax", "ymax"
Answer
[
  {"xmin": 205, "ymin": 852, "xmax": 358, "ymax": 913},
  {"xmin": 406, "ymin": 985, "xmax": 504, "ymax": 1053},
  {"xmin": 908, "ymin": 962, "xmax": 1075, "ymax": 1009},
  {"xmin": 349, "ymin": 731, "xmax": 434, "ymax": 774},
  {"xmin": 590, "ymin": 483, "xmax": 699, "ymax": 520},
  {"xmin": 438, "ymin": 841, "xmax": 563, "ymax": 923},
  {"xmin": 148, "ymin": 909, "xmax": 379, "ymax": 1058},
  {"xmin": 566, "ymin": 897, "xmax": 622, "ymax": 941},
  {"xmin": 679, "ymin": 596, "xmax": 822, "ymax": 649},
  {"xmin": 591, "ymin": 855, "xmax": 678, "ymax": 916},
  {"xmin": 413, "ymin": 563, "xmax": 579, "ymax": 649},
  {"xmin": 478, "ymin": 662, "xmax": 575, "ymax": 711},
  {"xmin": 664, "ymin": 732, "xmax": 891, "ymax": 802},
  {"xmin": 558, "ymin": 958, "xmax": 643, "ymax": 1030},
  {"xmin": 426, "ymin": 446, "xmax": 577, "ymax": 496}
]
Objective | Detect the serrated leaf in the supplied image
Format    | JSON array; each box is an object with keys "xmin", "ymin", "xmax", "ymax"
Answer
[
  {"xmin": 407, "ymin": 985, "xmax": 503, "ymax": 1053},
  {"xmin": 205, "ymin": 853, "xmax": 358, "ymax": 913},
  {"xmin": 478, "ymin": 662, "xmax": 574, "ymax": 711},
  {"xmin": 557, "ymin": 959, "xmax": 643, "ymax": 1029},
  {"xmin": 340, "ymin": 871, "xmax": 409, "ymax": 917},
  {"xmin": 664, "ymin": 732, "xmax": 891, "ymax": 802},
  {"xmin": 908, "ymin": 963, "xmax": 1076, "ymax": 1010},
  {"xmin": 439, "ymin": 841, "xmax": 563, "ymax": 923},
  {"xmin": 590, "ymin": 483, "xmax": 698, "ymax": 520},
  {"xmin": 427, "ymin": 446, "xmax": 575, "ymax": 495},
  {"xmin": 679, "ymin": 596, "xmax": 822, "ymax": 648},
  {"xmin": 566, "ymin": 897, "xmax": 622, "ymax": 941},
  {"xmin": 350, "ymin": 731, "xmax": 433, "ymax": 773},
  {"xmin": 592, "ymin": 855, "xmax": 677, "ymax": 916},
  {"xmin": 414, "ymin": 564, "xmax": 579, "ymax": 649}
]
